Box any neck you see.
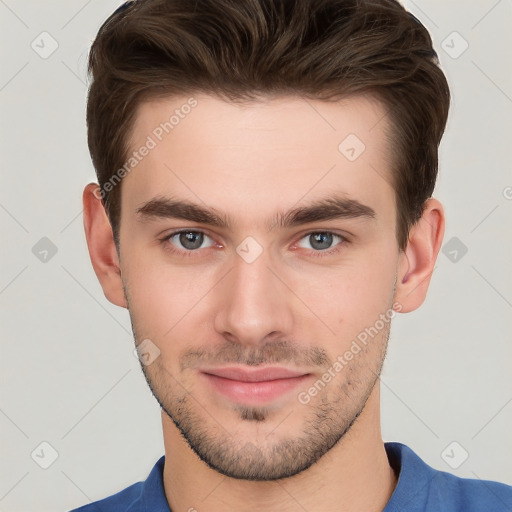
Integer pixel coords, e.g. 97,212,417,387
161,385,397,512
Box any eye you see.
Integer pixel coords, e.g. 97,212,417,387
162,230,216,253
159,229,347,258
296,231,347,254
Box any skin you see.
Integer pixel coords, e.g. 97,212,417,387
83,92,444,512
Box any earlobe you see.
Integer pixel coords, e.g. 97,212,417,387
394,198,445,313
83,183,127,308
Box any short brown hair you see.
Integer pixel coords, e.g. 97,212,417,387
86,0,450,251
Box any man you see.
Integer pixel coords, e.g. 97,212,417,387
72,0,512,510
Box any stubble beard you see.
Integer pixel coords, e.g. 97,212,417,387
134,328,390,481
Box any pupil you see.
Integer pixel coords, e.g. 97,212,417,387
180,232,203,250
311,232,332,250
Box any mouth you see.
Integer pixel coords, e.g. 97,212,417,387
200,366,312,405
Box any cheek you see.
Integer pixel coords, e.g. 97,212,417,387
122,251,217,336
292,256,396,338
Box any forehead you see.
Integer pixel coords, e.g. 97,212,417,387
122,92,395,230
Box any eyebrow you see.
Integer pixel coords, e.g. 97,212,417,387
135,194,376,230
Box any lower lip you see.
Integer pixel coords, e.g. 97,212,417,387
202,373,311,405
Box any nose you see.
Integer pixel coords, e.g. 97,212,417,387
213,247,294,347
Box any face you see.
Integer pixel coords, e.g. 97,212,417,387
118,93,403,480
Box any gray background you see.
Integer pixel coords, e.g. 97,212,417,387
0,1,511,511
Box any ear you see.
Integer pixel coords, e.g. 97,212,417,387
83,183,127,308
394,198,445,313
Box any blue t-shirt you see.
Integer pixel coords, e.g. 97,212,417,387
70,442,512,511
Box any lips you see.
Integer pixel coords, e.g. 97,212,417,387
200,366,311,405
203,366,308,382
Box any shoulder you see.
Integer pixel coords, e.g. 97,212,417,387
69,482,143,511
385,442,512,512
68,455,168,512
429,466,512,511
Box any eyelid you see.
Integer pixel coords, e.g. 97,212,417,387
293,228,351,243
294,231,347,248
161,228,218,247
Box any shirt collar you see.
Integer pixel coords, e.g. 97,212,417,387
138,455,170,512
383,442,437,512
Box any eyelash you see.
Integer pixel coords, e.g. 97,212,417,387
158,229,348,259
